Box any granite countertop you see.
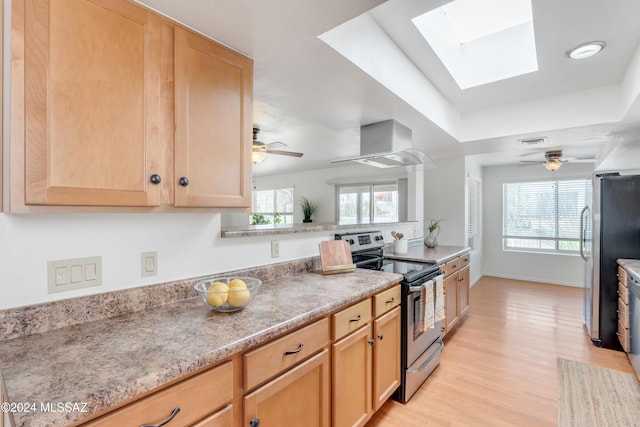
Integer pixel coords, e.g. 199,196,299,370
0,269,402,427
618,259,640,282
384,242,471,265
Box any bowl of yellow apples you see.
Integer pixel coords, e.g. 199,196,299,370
195,277,261,312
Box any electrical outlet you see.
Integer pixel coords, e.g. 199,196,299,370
48,256,102,294
141,252,158,277
271,240,280,258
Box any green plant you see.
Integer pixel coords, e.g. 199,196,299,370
251,213,270,225
427,218,444,234
300,197,317,219
273,212,283,224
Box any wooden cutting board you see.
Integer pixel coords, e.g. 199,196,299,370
319,240,356,275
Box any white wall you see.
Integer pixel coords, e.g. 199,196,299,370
423,156,466,246
423,155,483,285
482,163,594,287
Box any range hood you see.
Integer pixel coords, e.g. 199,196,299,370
331,120,429,168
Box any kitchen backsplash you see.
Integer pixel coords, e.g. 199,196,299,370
0,257,320,342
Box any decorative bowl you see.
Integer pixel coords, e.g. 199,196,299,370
194,276,261,312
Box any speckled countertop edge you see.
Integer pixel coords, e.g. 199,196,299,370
384,244,471,265
618,259,640,281
0,269,402,427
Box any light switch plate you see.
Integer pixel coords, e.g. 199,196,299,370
48,256,102,294
141,251,157,277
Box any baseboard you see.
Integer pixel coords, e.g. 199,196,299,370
478,272,583,288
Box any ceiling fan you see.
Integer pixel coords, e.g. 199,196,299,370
519,150,597,171
252,127,303,164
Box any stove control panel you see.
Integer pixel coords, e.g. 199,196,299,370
334,231,384,252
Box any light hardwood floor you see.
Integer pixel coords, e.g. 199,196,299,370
367,276,634,426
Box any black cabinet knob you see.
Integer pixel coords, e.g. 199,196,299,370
250,418,260,427
178,177,190,187
149,174,161,184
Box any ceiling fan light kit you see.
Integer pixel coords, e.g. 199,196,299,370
544,158,563,171
252,127,303,164
519,149,597,171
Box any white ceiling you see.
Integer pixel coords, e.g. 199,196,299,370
136,0,640,176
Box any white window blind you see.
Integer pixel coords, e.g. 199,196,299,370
467,175,480,237
503,179,588,254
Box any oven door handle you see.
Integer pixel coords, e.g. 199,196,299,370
407,338,444,373
408,278,434,294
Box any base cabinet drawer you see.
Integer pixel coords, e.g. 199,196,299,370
83,361,233,426
244,318,330,391
333,299,372,341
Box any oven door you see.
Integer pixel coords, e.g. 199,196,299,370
406,276,443,365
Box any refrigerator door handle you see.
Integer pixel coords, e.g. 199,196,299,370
580,206,589,261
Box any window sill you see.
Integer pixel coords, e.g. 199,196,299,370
220,221,419,238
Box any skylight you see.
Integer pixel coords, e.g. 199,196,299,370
413,0,538,89
442,0,533,44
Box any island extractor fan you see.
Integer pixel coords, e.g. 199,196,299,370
252,127,303,164
519,150,596,171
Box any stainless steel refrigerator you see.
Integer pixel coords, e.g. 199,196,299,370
582,173,640,349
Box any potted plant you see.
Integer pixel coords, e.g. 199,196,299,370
424,218,444,248
300,197,317,223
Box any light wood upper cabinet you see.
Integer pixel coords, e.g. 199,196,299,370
11,0,252,210
21,0,171,206
174,27,252,208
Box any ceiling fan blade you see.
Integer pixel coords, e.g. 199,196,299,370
265,141,287,149
266,149,304,157
519,161,545,164
568,158,598,163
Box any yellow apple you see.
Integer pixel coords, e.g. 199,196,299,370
206,282,229,307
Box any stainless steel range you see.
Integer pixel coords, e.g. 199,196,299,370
334,231,444,403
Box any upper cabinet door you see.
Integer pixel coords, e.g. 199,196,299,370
23,0,170,206
174,27,253,208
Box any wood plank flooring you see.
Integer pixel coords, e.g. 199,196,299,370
366,276,634,427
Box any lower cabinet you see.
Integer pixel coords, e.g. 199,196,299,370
332,325,372,427
244,350,330,427
441,253,471,336
243,317,331,427
372,306,401,411
332,285,401,427
617,266,630,352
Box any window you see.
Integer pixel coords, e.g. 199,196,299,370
337,183,399,224
503,179,589,254
252,188,294,225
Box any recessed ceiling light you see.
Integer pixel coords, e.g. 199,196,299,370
566,41,606,60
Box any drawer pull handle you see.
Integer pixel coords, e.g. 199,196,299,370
385,297,395,304
616,332,623,336
250,418,260,427
452,265,457,269
617,309,623,314
349,314,362,322
284,343,304,356
140,407,180,427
